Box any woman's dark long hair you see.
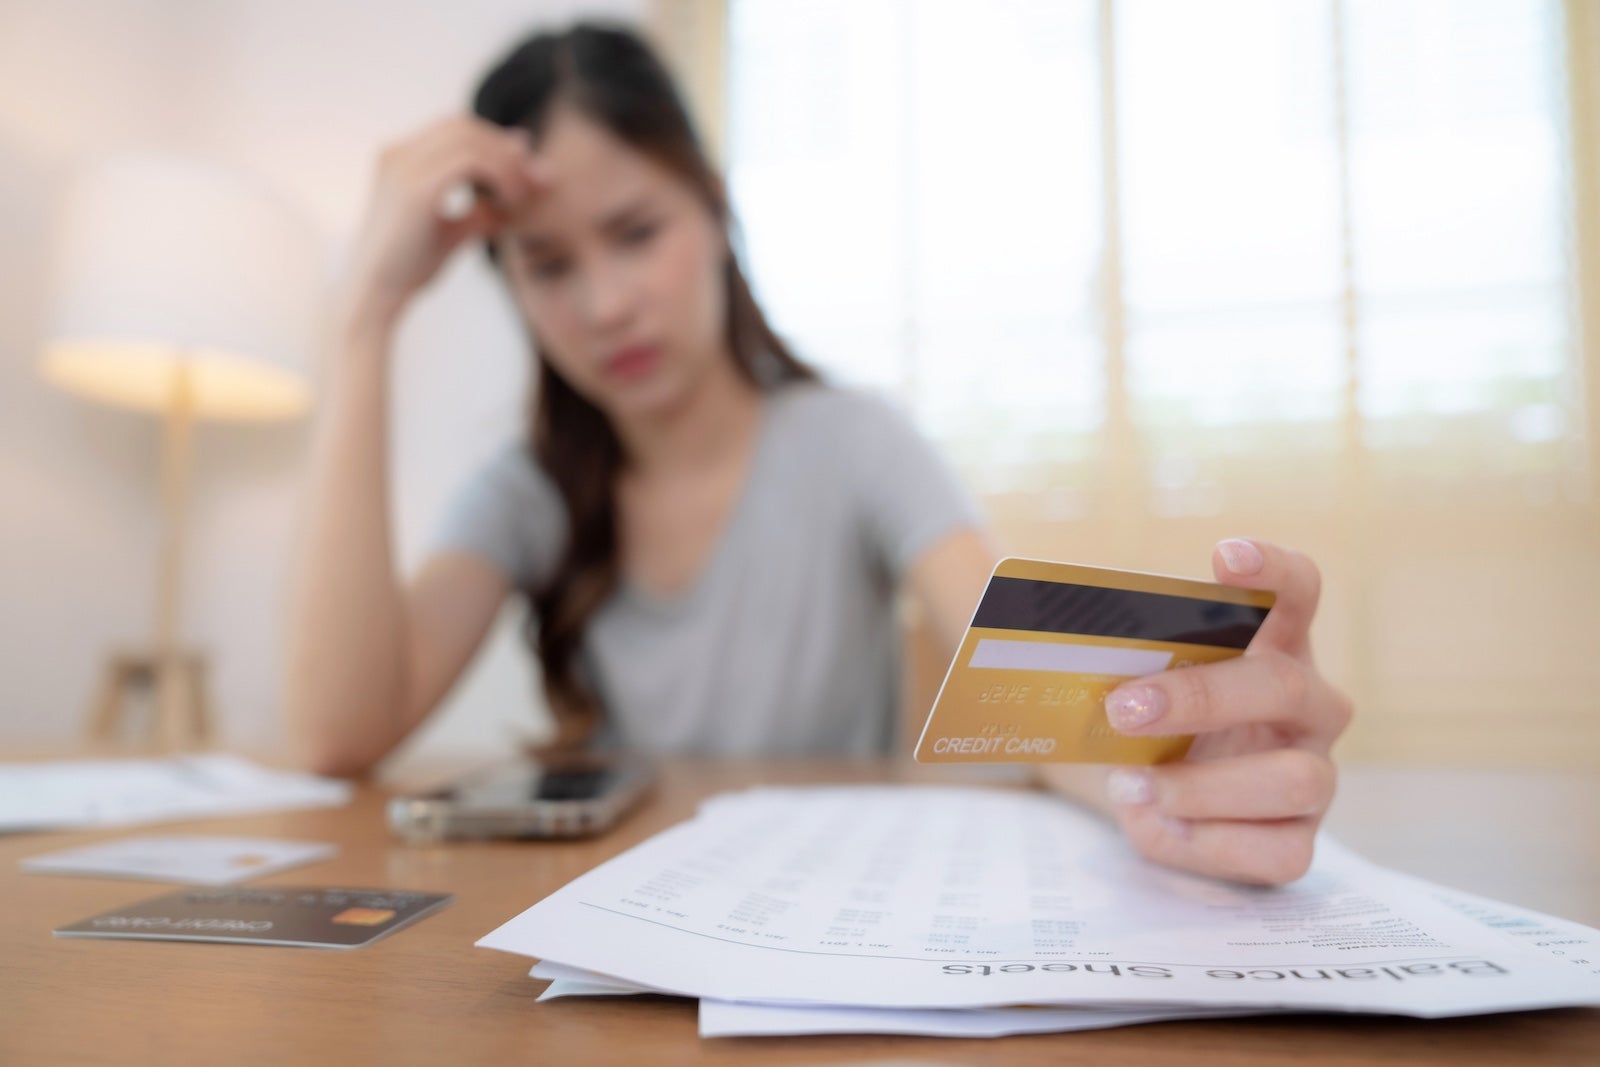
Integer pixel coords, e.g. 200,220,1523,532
472,22,816,749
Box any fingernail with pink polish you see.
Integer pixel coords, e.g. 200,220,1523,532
1217,538,1264,575
1106,768,1155,806
1105,686,1165,730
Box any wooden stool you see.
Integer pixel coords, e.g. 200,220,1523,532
86,649,213,749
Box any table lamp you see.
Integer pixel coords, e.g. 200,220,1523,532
40,155,322,749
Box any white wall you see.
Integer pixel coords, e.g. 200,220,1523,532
0,0,643,775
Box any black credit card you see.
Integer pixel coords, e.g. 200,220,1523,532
54,886,452,948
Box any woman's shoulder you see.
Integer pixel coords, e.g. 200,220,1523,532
432,439,567,586
762,380,955,498
445,438,568,539
768,379,920,440
465,439,562,503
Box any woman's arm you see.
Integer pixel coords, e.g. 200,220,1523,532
904,527,1001,655
900,526,1001,747
281,310,510,775
282,116,546,775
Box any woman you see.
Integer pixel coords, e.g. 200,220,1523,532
285,23,1350,886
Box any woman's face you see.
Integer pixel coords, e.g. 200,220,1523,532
497,106,730,423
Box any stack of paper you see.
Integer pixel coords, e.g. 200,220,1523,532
477,785,1600,1038
0,755,351,833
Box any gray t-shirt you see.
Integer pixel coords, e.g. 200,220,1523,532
430,382,981,757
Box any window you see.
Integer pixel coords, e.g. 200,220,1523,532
723,0,1588,516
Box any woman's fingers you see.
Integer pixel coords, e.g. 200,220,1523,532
1073,539,1350,887
1106,646,1343,741
1102,539,1344,743
1105,748,1337,822
1114,806,1321,887
1210,538,1321,654
410,120,550,224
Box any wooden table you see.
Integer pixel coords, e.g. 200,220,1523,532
2,758,1597,1065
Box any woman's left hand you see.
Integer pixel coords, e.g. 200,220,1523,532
1086,538,1352,886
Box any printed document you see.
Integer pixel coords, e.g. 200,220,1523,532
0,755,351,832
479,785,1600,1020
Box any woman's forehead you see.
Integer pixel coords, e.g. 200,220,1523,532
506,108,686,235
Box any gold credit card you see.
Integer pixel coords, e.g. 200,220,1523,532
914,558,1275,765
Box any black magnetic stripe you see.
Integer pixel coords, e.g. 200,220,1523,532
972,576,1269,649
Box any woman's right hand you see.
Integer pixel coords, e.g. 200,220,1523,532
340,115,549,332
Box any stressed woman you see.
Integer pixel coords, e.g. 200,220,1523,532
284,23,1351,886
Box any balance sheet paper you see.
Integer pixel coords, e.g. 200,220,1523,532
476,786,1600,1019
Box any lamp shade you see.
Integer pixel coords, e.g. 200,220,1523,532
41,155,323,421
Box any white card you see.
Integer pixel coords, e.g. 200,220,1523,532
21,835,338,885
